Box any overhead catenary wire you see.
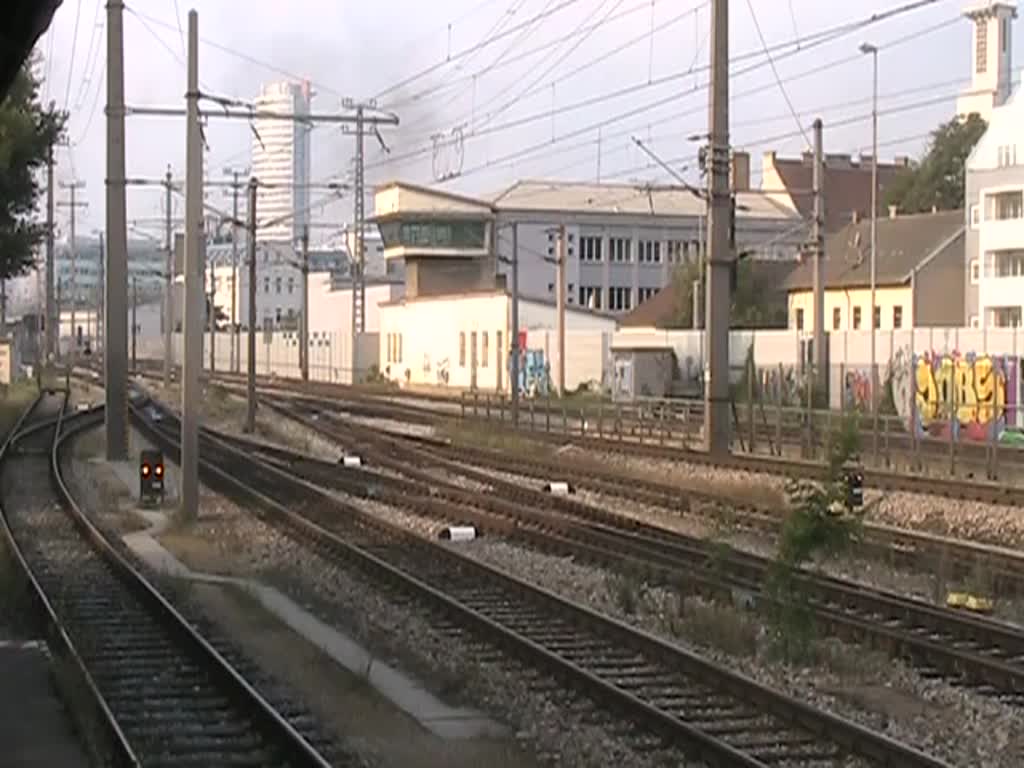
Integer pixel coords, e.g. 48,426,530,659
62,0,84,111
744,0,812,149
346,1,955,185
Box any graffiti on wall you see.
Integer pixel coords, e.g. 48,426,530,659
890,351,1021,442
844,370,872,410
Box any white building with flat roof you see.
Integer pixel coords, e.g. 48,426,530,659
251,80,312,243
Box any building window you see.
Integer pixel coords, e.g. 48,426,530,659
970,258,980,283
1002,17,1008,52
459,332,466,367
638,240,661,264
853,306,862,329
795,308,804,331
971,204,981,227
481,332,489,368
987,190,1023,220
287,277,295,294
873,306,881,330
977,21,987,73
578,285,601,309
275,307,282,324
579,236,603,262
496,331,503,369
547,282,554,293
470,332,477,367
832,307,841,330
607,286,633,311
396,334,402,363
990,307,1023,327
969,314,980,328
666,240,685,263
275,277,283,294
386,333,392,363
893,305,903,329
986,249,1024,277
609,237,632,263
998,145,1018,168
264,277,270,294
638,287,658,304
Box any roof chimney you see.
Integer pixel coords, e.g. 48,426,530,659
730,150,751,193
888,205,899,219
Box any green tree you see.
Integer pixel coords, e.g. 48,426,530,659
0,57,67,323
883,115,986,214
672,259,789,329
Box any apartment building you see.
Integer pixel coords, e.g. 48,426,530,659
962,2,1021,327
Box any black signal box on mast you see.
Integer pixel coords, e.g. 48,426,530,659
139,449,165,506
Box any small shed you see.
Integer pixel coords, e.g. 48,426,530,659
610,344,677,401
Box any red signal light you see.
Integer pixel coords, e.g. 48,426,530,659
141,463,151,478
154,464,164,478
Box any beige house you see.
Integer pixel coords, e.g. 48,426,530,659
784,209,966,332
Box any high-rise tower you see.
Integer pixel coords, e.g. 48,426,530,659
251,80,313,243
957,1,1017,122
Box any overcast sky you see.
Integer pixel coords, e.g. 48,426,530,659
36,0,1021,244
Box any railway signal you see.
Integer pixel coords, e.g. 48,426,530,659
140,449,166,507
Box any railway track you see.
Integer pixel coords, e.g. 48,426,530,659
130,395,950,768
234,396,1024,705
109,364,1024,505
0,391,340,767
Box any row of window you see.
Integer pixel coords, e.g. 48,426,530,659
457,330,504,368
972,190,1023,226
563,235,702,264
570,285,659,311
795,305,905,331
969,251,1024,282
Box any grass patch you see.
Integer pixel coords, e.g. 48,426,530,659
0,379,39,437
675,595,759,657
439,420,555,458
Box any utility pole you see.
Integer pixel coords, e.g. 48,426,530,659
97,232,105,357
704,0,732,456
351,104,366,385
556,223,566,396
510,223,520,425
131,276,137,371
246,177,258,433
812,119,825,394
57,180,87,366
208,255,216,372
180,9,202,522
300,224,310,381
106,0,130,461
163,167,173,387
226,168,244,373
45,140,55,361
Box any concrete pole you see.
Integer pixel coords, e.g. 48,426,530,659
510,222,520,425
208,256,216,373
556,223,566,396
105,0,129,461
812,119,825,396
45,141,55,361
246,177,258,433
131,276,137,371
300,225,310,381
230,171,240,373
163,167,173,386
97,233,104,356
58,181,87,365
692,279,701,329
704,0,732,456
869,48,879,456
351,105,365,384
180,9,203,521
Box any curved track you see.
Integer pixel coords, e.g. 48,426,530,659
0,392,338,767
133,394,950,768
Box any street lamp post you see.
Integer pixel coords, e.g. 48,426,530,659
861,42,879,460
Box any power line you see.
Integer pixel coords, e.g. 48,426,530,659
72,0,104,110
744,0,812,148
359,0,953,183
62,0,85,111
171,0,186,59
73,56,106,146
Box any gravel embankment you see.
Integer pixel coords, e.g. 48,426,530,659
584,447,1024,550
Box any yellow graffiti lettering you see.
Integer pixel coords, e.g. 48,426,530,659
914,354,1006,429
